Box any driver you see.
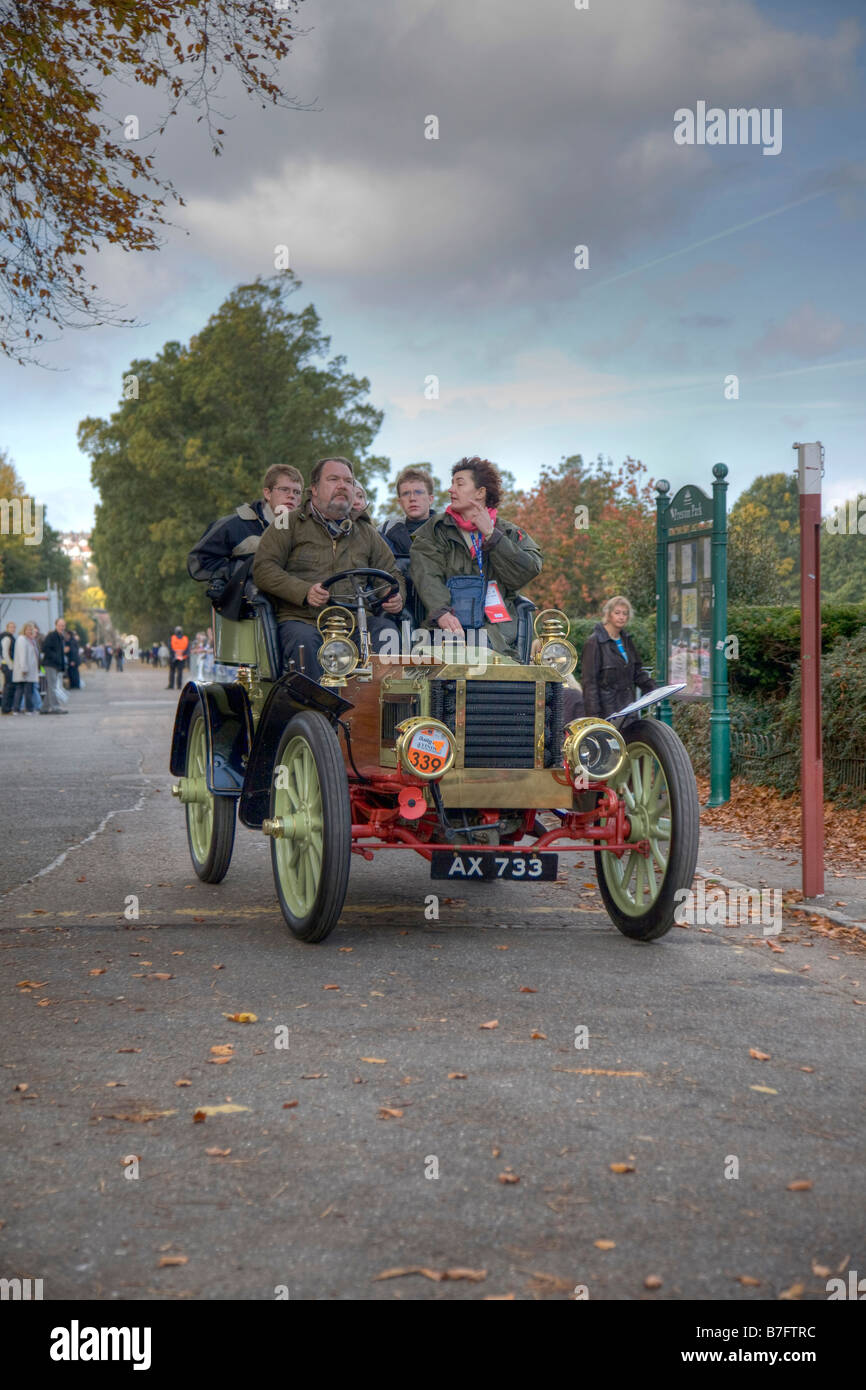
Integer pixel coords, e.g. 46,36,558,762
252,456,405,682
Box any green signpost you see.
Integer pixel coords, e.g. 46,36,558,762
655,464,730,806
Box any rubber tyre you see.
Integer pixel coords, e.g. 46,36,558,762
269,710,351,942
594,717,699,941
185,704,236,883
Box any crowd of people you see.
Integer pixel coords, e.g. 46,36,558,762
1,616,85,715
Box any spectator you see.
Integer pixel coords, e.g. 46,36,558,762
115,644,124,671
157,641,169,668
104,643,113,671
168,627,189,689
188,464,305,616
12,622,40,713
1,621,16,715
40,617,69,714
580,596,656,721
65,630,81,689
82,643,93,668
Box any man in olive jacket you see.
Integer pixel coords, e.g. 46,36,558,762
252,457,405,681
409,457,542,656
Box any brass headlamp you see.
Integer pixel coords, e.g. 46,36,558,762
532,609,578,677
563,718,628,784
316,606,358,686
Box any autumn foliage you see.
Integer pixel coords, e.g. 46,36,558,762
509,454,657,618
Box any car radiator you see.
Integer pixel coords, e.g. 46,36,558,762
430,678,563,769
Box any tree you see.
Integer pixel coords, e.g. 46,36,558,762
0,447,71,597
0,0,306,361
80,275,390,635
728,473,800,602
511,453,657,618
820,497,866,604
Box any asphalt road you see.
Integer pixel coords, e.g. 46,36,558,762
1,664,863,1301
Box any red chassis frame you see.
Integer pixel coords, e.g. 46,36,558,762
347,769,650,863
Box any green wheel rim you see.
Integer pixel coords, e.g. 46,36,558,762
186,714,214,863
273,736,324,918
602,740,673,917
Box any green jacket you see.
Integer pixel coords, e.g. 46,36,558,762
409,512,542,653
252,499,406,624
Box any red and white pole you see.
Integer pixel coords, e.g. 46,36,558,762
794,442,824,900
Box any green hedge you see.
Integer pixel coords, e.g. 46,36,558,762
727,602,866,697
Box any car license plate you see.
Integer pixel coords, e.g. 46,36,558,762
430,850,558,881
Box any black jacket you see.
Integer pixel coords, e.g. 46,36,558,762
581,622,655,719
188,500,275,585
42,629,67,670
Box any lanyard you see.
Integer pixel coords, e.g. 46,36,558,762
469,531,484,577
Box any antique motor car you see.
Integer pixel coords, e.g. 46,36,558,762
169,569,699,943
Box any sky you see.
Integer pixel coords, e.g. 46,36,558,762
1,0,864,530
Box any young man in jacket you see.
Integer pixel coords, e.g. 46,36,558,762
187,465,304,614
580,596,656,721
409,457,541,657
41,617,69,714
379,466,437,626
252,457,405,682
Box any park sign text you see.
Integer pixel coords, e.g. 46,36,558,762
668,485,712,528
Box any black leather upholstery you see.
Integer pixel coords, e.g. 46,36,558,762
513,594,536,664
245,581,283,680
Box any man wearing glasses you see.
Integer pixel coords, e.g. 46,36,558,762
379,466,438,625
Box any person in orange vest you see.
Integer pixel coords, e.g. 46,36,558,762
167,627,189,690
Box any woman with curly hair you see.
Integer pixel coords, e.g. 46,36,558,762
409,456,542,656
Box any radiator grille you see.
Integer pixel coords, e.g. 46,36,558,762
381,695,420,743
430,679,563,768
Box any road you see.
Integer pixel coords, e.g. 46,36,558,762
1,664,863,1300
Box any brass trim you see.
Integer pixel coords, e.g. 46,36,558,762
534,679,546,768
439,766,570,809
454,679,466,767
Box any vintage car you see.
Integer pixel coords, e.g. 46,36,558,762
169,569,699,943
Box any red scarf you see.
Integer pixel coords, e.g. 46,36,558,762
445,504,498,530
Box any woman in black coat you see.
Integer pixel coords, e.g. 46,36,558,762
581,596,655,720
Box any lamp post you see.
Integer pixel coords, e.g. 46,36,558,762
793,442,824,901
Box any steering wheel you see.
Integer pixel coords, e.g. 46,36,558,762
322,568,400,618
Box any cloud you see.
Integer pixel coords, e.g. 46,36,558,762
749,301,864,363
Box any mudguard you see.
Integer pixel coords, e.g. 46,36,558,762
169,681,253,795
239,671,353,829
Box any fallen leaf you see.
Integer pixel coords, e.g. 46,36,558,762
175,1079,191,1087
800,1066,814,1072
498,1173,520,1184
360,1057,387,1064
76,875,86,882
448,1072,467,1080
322,985,340,991
171,950,184,956
479,1020,499,1030
106,1109,176,1122
483,1293,517,1300
105,1081,126,1088
519,986,537,993
555,1067,647,1078
812,1262,830,1278
120,1154,139,1166
205,1147,231,1157
594,1240,616,1251
609,1163,635,1174
737,1275,761,1287
88,968,107,976
212,964,224,970
210,1044,234,1056
749,1085,778,1095
223,1012,256,1022
495,945,509,950
378,1107,404,1119
193,1104,250,1120
282,1100,299,1109
13,1083,28,1092
301,1073,325,1079
149,973,173,981
373,1267,486,1282
158,1255,188,1267
338,947,353,952
786,1179,813,1192
644,1274,663,1289
116,1048,141,1053
749,1048,771,1061
16,980,47,988
779,1282,804,1300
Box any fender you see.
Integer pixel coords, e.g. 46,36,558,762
240,671,353,829
169,681,253,795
